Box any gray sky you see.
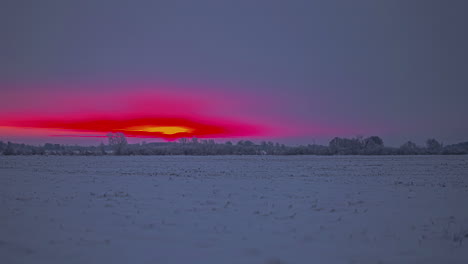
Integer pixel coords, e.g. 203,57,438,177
1,0,467,146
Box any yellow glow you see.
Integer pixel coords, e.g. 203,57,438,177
125,126,193,135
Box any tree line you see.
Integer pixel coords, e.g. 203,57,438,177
1,133,467,156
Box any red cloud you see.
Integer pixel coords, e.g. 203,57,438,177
3,116,263,140
0,81,360,142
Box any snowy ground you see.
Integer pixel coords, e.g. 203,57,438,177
1,155,468,264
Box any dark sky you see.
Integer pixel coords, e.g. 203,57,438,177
1,0,467,145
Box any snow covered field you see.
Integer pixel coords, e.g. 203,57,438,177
1,155,468,264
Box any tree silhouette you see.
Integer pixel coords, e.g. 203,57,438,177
107,132,128,155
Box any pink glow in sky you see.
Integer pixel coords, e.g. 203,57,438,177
0,81,362,143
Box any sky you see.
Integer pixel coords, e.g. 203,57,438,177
1,0,467,146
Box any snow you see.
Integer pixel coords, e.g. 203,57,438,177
1,155,468,264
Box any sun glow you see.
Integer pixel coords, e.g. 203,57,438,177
0,84,270,140
124,125,194,135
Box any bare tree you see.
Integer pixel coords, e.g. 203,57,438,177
426,138,443,154
362,136,384,154
399,141,420,155
107,132,128,155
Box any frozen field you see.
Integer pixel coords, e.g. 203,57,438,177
1,155,468,264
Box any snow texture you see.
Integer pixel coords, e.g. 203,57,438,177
1,156,468,264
